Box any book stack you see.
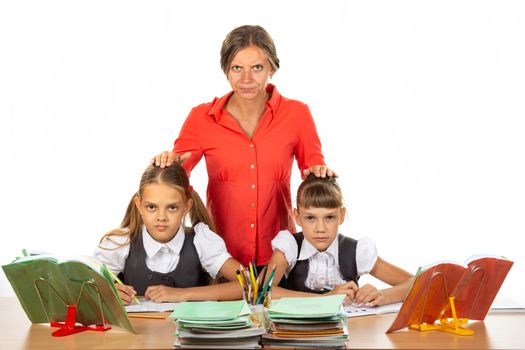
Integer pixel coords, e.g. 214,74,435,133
262,294,348,349
170,300,265,349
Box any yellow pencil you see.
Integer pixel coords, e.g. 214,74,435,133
108,269,141,305
249,262,257,289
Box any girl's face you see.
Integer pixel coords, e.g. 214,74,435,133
227,45,274,102
294,206,346,252
134,182,192,243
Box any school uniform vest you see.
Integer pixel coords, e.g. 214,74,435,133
282,232,359,294
120,230,209,295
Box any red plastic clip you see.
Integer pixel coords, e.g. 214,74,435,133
50,304,111,337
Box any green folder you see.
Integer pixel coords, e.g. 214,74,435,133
269,294,346,318
170,300,250,321
2,254,135,333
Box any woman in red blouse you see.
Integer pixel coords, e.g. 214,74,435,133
152,25,335,267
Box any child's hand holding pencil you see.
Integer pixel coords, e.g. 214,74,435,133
114,283,140,305
107,269,141,305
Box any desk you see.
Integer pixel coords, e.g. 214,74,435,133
2,297,524,350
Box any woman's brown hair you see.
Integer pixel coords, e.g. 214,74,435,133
220,25,280,75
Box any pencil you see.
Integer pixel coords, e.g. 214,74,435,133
235,270,246,291
108,269,141,304
249,262,257,289
251,258,259,279
255,265,276,304
258,264,268,286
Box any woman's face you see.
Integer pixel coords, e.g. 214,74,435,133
227,45,274,102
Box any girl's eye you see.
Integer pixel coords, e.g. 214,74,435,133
253,64,263,71
231,65,241,72
305,216,315,221
146,205,156,211
168,206,179,212
326,216,335,221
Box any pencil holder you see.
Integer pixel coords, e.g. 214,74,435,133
249,303,268,330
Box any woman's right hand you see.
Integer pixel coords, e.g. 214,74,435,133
114,283,138,305
151,151,191,168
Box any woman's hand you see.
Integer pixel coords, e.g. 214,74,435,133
150,151,191,168
327,280,358,305
114,283,138,305
144,285,190,303
354,284,387,307
303,165,338,178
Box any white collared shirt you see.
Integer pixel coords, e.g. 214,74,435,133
94,222,231,279
271,230,378,291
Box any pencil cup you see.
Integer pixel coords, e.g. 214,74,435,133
249,304,268,330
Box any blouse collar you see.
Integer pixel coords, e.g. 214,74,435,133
208,83,280,123
298,234,340,263
141,225,185,258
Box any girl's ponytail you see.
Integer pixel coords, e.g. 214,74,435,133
99,194,143,247
188,190,216,232
120,193,143,241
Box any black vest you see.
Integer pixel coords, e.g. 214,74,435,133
282,232,359,294
120,229,209,295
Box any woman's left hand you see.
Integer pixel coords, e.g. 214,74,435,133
303,165,338,178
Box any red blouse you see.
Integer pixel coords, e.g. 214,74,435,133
174,84,325,266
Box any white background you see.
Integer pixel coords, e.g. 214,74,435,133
1,1,524,307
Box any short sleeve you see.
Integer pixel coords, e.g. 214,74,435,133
193,223,231,279
356,237,378,275
93,233,130,275
174,108,204,175
293,103,325,173
271,230,298,273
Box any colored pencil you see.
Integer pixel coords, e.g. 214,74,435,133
255,265,276,304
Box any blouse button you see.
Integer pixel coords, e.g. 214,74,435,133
147,274,152,280
250,202,256,208
250,223,255,228
250,164,255,169
249,144,254,148
250,184,256,190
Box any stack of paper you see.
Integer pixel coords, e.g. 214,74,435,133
169,300,264,349
344,302,402,318
262,294,348,349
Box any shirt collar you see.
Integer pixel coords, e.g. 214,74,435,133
298,234,340,262
141,225,185,258
208,83,280,123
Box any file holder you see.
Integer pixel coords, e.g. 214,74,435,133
387,256,512,335
408,270,474,336
34,277,111,337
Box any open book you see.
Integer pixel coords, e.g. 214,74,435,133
2,251,135,334
344,302,402,318
387,255,513,333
